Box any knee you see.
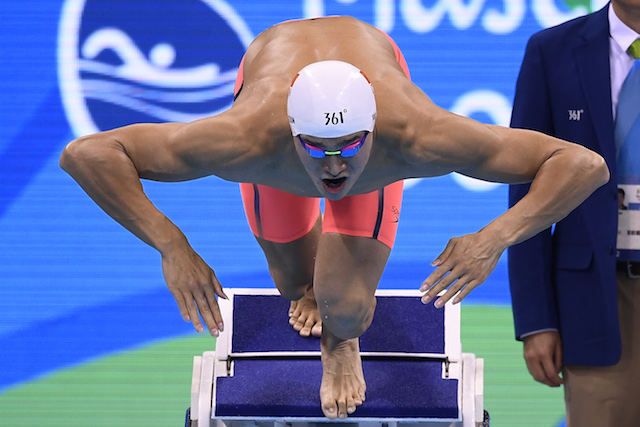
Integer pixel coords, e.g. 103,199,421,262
316,288,376,340
269,268,308,301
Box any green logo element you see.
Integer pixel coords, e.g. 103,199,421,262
562,0,594,13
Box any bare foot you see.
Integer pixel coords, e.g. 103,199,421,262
288,287,322,337
319,331,366,419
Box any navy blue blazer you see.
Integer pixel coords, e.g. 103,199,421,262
508,4,621,366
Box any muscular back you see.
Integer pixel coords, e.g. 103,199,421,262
240,17,406,89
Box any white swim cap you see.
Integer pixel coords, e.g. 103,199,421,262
287,60,377,138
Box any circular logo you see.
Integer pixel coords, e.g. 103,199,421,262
58,0,253,137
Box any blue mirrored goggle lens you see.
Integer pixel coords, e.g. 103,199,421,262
299,133,367,158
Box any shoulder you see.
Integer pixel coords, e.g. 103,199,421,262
374,82,467,176
527,6,608,50
374,75,429,144
168,103,291,181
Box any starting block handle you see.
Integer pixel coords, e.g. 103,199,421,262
461,353,488,427
226,351,448,359
190,352,216,427
475,358,485,425
191,356,202,421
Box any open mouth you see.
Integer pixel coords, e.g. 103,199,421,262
322,177,347,193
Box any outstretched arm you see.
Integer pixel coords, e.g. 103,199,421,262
59,118,248,335
414,112,609,306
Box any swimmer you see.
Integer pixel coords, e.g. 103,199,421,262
60,16,609,420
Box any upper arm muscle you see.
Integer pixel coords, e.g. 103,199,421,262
109,117,249,182
412,109,557,185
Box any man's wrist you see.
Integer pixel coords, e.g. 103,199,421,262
520,328,559,340
148,217,188,256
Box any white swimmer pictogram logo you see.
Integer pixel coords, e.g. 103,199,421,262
58,0,254,137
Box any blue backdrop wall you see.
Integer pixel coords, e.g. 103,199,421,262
0,0,604,391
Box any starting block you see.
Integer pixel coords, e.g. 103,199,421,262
187,289,488,427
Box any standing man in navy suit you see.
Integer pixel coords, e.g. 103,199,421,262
509,1,640,425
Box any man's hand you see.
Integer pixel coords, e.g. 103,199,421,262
522,331,564,387
161,246,228,336
420,231,504,307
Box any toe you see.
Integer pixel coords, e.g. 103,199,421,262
321,402,338,420
337,398,348,419
288,301,297,317
311,322,322,338
347,396,356,414
300,317,317,337
293,313,307,332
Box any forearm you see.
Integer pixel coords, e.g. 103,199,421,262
60,134,188,254
484,142,609,248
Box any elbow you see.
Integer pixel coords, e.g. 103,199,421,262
574,149,609,190
60,134,116,176
59,136,86,174
60,136,88,175
589,151,610,189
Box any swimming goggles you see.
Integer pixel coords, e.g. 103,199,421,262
298,132,367,159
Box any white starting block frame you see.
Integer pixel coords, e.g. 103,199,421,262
188,289,487,427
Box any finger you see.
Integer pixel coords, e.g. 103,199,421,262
420,271,440,293
184,293,205,333
194,294,216,335
524,357,550,387
438,271,471,303
203,282,223,327
527,357,558,387
201,285,224,336
195,297,219,337
420,266,451,293
452,279,482,304
210,270,228,300
554,341,564,376
541,357,563,387
431,239,457,267
421,270,459,304
433,274,471,307
549,343,564,386
169,288,191,322
528,364,547,386
421,242,458,293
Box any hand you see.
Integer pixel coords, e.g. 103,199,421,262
420,231,504,307
522,331,564,387
161,245,228,336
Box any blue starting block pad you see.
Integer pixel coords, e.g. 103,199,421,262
188,289,487,427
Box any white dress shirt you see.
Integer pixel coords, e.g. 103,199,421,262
609,4,640,120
